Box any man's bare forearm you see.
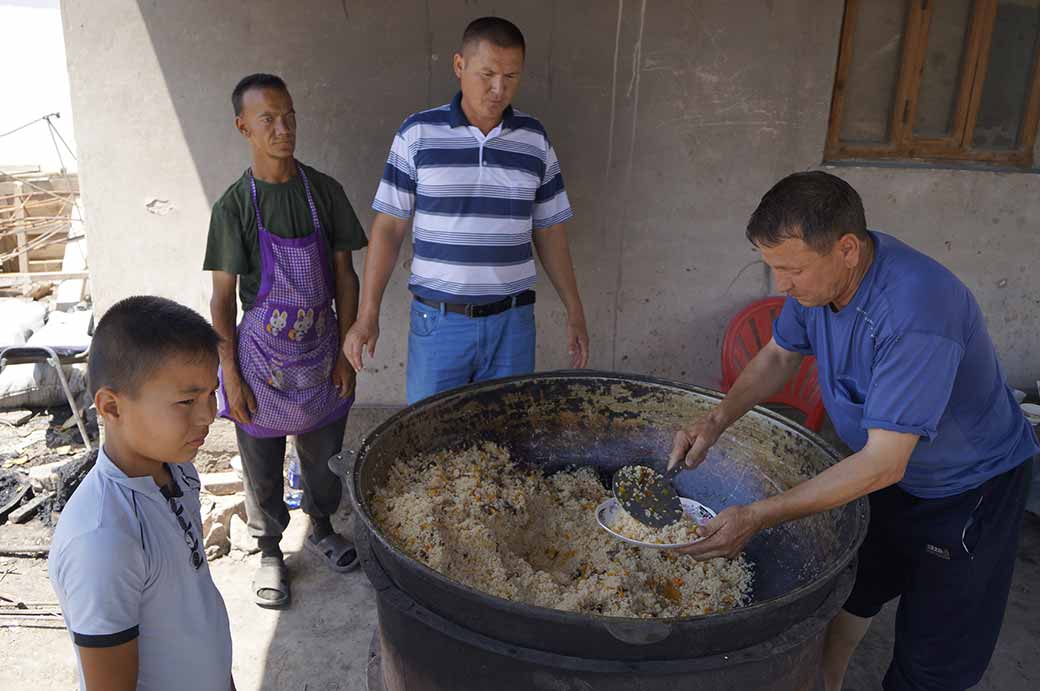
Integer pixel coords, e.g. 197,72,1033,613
713,340,803,427
532,225,584,318
753,429,917,530
211,300,238,364
333,252,360,342
209,275,240,376
358,213,409,322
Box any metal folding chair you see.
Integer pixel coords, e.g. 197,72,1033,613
0,316,93,449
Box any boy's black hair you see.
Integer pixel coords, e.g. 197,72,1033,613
89,296,220,398
462,17,526,55
232,73,289,117
746,171,869,254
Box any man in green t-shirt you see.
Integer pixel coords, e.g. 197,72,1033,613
204,73,367,609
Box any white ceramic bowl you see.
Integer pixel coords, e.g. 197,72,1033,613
596,497,717,549
1022,402,1040,426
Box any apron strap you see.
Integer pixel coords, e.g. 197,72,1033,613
248,162,324,240
247,169,267,234
296,164,325,241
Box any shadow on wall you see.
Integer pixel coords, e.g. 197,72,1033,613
132,1,432,206
130,4,606,689
129,5,427,687
132,0,811,394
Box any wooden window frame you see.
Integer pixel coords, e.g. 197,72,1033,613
825,0,1040,169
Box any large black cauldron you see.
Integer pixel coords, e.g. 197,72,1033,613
333,371,867,690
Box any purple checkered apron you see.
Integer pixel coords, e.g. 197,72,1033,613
218,163,353,437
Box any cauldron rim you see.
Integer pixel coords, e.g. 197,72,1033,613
347,369,869,628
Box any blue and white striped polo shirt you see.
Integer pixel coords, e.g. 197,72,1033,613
373,92,574,304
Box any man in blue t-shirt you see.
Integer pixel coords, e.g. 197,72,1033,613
669,172,1038,691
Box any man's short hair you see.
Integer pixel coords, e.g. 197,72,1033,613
231,73,288,117
89,296,220,398
746,171,869,254
462,16,525,55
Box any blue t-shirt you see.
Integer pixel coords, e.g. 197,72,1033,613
773,231,1039,498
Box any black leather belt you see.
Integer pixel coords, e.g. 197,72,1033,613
415,290,536,318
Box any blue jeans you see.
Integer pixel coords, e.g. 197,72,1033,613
406,298,536,404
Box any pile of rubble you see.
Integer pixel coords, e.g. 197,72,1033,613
0,448,97,528
1,447,259,562
198,463,258,559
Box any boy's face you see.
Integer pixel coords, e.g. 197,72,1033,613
104,354,219,465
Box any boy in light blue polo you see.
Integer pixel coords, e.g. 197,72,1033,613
49,296,234,691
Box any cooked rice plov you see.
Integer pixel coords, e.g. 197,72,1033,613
370,443,753,618
607,504,704,545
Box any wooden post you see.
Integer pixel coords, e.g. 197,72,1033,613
13,182,29,274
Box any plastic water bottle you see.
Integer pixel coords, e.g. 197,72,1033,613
285,441,303,509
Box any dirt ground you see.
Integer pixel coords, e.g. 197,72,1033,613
0,407,98,469
0,410,385,691
0,407,1037,690
0,508,378,691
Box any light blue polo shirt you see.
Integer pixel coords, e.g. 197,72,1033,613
774,231,1039,498
49,448,233,690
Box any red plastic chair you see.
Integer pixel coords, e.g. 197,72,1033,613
721,297,826,432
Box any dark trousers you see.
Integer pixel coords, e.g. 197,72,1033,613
844,459,1032,691
235,414,348,541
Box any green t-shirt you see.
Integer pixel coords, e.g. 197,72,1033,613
203,163,368,310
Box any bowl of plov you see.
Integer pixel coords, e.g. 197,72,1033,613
597,497,716,549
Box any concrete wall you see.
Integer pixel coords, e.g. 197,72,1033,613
61,0,1039,403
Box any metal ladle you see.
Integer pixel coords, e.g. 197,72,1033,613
611,463,684,528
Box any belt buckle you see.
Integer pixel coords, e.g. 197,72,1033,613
464,303,476,318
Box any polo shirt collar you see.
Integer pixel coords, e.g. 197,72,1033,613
96,446,165,498
449,91,518,130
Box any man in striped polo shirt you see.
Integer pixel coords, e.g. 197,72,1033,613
344,16,589,403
